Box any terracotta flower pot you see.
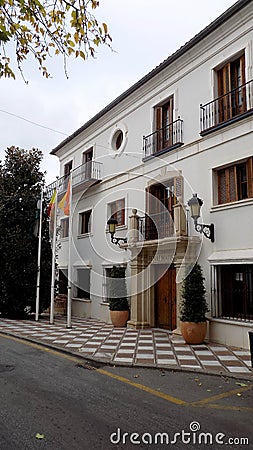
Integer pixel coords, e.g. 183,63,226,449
110,310,129,327
180,321,207,345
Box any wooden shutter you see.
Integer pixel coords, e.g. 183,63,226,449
156,107,162,129
228,166,237,202
167,96,174,127
218,169,226,204
156,107,163,152
111,201,116,218
173,176,184,203
218,165,237,204
119,199,125,226
238,54,246,113
218,61,231,122
217,54,246,122
246,157,253,198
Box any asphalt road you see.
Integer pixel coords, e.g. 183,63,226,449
0,334,252,449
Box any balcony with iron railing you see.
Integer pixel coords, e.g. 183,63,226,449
138,212,175,240
46,160,102,198
143,118,183,159
200,79,253,134
135,205,188,242
125,204,188,248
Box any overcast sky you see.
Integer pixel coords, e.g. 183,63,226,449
0,0,237,184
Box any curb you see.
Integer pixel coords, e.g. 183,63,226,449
1,330,253,382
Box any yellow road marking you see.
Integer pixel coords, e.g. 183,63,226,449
96,368,187,405
1,333,186,405
199,403,253,412
1,332,253,412
0,332,80,363
190,386,252,406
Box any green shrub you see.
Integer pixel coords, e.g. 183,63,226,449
180,263,208,322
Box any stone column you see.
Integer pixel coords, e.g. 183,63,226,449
172,261,185,335
128,209,140,244
173,201,187,237
127,250,150,329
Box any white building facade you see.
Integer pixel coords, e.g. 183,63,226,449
50,0,253,349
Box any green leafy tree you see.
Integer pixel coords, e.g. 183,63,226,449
180,263,208,323
108,266,129,311
0,0,112,80
0,146,51,318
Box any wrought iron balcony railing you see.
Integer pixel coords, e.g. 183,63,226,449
143,118,183,159
46,160,102,198
138,211,175,241
200,79,253,133
72,160,102,187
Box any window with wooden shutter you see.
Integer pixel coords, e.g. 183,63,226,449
63,161,72,190
217,157,253,204
79,209,92,234
64,161,72,178
82,147,93,179
61,218,69,238
217,53,246,123
247,157,253,198
109,199,125,226
145,176,183,239
155,96,173,152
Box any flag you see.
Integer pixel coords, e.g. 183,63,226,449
47,189,56,217
58,180,70,216
47,189,56,240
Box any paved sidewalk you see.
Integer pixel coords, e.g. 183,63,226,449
0,316,252,378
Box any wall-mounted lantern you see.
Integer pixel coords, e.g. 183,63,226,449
107,217,127,246
188,193,214,242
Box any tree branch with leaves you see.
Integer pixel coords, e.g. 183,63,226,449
0,0,112,80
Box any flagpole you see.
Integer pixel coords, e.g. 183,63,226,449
50,183,58,325
35,188,43,321
67,171,73,328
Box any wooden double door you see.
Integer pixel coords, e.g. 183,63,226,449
155,265,176,330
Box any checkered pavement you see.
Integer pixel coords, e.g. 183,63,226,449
0,317,252,377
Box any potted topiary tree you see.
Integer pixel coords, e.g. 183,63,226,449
108,266,129,327
179,263,209,344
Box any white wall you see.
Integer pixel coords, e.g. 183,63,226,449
54,3,253,347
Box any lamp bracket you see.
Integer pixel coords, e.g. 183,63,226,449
110,235,127,246
194,221,214,243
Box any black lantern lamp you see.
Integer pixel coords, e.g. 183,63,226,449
107,216,127,246
188,193,214,243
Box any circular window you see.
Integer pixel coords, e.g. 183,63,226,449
112,130,124,151
109,124,128,156
115,131,123,149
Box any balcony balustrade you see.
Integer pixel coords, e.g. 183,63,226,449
143,118,183,159
200,79,253,133
46,160,102,198
138,211,175,241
